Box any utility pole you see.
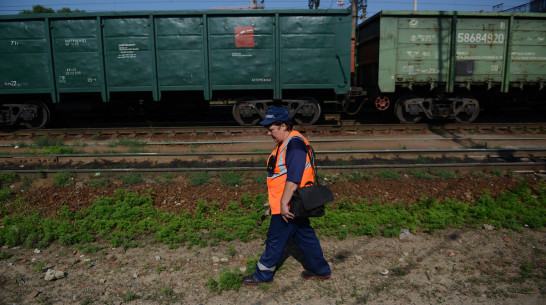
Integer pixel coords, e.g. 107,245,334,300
250,0,265,9
309,0,320,9
413,0,417,11
351,0,367,38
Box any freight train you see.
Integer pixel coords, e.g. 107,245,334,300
0,9,544,128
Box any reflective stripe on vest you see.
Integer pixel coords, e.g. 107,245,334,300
268,133,312,179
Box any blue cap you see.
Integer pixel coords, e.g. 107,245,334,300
259,106,291,126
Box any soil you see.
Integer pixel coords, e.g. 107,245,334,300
1,174,545,304
11,174,542,216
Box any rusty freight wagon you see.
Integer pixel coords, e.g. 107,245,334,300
0,9,352,128
354,10,546,123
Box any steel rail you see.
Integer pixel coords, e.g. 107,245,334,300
1,148,546,158
1,136,545,147
1,122,545,139
1,149,546,170
2,162,545,180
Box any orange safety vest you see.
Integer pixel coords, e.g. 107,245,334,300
266,130,315,215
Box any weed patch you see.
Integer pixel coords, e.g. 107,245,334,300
520,262,534,278
346,171,372,182
408,169,434,179
0,251,10,259
189,172,209,186
376,170,402,180
206,268,242,293
431,169,459,179
84,178,110,188
122,290,139,302
219,170,242,187
40,146,82,154
0,182,544,252
34,136,63,148
154,174,175,185
0,188,12,201
0,172,18,186
121,173,143,185
108,138,144,148
53,172,75,186
0,196,28,218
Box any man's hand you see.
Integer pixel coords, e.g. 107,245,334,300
280,203,294,222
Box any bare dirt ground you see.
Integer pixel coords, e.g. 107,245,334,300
1,174,545,304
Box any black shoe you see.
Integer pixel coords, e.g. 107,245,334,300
242,274,272,286
301,270,331,280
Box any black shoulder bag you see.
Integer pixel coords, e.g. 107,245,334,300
289,145,334,218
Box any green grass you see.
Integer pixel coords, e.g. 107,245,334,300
376,170,402,180
84,178,110,188
121,173,144,185
161,287,176,301
253,175,267,185
492,168,504,177
0,251,10,260
107,138,145,148
35,261,45,272
76,243,106,254
414,155,428,164
2,146,83,155
0,180,544,257
34,136,64,148
245,256,260,275
0,190,269,249
40,146,83,154
53,172,75,186
430,169,459,179
0,188,11,201
31,137,84,154
408,169,435,180
105,138,148,153
0,196,27,218
154,173,176,185
346,171,372,182
219,170,242,187
122,290,139,302
0,172,18,186
206,268,242,293
189,172,210,186
520,262,534,278
156,264,166,274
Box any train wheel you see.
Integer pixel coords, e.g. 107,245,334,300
232,98,260,125
394,95,422,124
454,96,480,123
23,101,50,129
293,97,321,125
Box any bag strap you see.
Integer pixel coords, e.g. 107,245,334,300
306,145,319,185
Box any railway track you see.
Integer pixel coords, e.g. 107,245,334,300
1,123,545,141
2,148,545,178
2,123,545,178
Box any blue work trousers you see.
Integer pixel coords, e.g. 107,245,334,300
254,215,331,282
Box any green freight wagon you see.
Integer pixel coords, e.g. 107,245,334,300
0,9,352,128
355,10,546,123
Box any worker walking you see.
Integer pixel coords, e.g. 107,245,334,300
242,106,331,285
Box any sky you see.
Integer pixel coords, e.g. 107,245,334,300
0,0,533,16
